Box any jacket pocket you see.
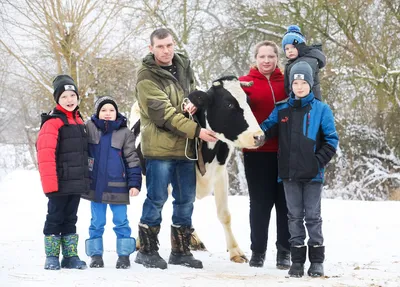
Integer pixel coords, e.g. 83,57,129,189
296,137,319,180
108,149,125,180
154,127,179,151
119,156,126,179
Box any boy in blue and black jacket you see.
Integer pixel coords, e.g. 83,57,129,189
260,61,338,278
82,96,142,269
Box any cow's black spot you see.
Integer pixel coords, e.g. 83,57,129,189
201,141,230,165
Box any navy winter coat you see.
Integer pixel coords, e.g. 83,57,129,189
82,114,142,204
260,92,338,182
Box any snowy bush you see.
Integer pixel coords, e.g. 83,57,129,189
324,125,400,200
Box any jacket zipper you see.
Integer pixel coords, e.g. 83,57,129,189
305,105,311,137
306,112,310,137
73,111,86,179
267,78,276,104
119,154,126,179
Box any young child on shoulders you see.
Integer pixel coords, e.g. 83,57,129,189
260,61,339,278
282,25,326,100
82,96,142,269
37,74,88,270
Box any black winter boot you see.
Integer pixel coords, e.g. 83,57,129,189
90,255,104,268
134,223,167,270
116,256,130,269
249,251,265,267
276,250,291,270
288,246,306,277
168,225,203,269
307,245,325,277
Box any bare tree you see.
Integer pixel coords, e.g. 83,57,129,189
0,0,151,168
0,0,148,116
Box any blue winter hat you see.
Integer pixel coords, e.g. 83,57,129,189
290,61,314,90
282,25,306,50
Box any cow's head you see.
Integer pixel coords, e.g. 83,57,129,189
189,76,264,149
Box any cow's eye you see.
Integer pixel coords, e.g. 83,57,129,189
227,103,234,109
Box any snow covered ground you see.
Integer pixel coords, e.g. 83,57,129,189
0,170,399,287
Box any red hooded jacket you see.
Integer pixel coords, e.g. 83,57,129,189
239,67,287,152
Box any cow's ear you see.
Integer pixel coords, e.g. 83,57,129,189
188,90,210,109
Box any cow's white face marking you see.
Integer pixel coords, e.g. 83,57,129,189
215,80,264,148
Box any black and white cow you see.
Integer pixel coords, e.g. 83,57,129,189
130,76,264,263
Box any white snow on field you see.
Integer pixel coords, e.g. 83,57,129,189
0,170,399,287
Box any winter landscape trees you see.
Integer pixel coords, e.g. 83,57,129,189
0,0,399,200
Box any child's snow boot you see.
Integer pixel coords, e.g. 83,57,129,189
288,245,306,277
116,237,136,269
307,245,325,277
60,234,87,269
44,235,61,270
85,238,104,268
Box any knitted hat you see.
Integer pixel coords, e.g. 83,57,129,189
94,96,118,118
52,75,79,103
289,61,314,89
282,25,306,50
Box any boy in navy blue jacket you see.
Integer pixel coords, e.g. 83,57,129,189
82,96,142,269
260,61,338,278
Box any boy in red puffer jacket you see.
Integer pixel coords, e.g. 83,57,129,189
37,74,89,270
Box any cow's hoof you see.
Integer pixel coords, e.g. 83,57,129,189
189,238,207,251
189,232,207,251
230,254,248,263
190,241,207,251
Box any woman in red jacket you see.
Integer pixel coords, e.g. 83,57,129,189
239,41,290,269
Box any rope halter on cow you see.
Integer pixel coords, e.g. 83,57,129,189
181,97,199,161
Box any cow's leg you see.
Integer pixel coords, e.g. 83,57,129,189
189,168,212,251
214,169,248,263
189,229,207,251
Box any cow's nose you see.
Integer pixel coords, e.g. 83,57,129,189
254,134,265,147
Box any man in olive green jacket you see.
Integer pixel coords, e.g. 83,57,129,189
134,28,217,270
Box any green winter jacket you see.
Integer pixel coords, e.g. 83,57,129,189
135,52,200,159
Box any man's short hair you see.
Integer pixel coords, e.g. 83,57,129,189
150,28,172,46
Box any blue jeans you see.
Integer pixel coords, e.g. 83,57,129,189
282,181,323,247
140,159,196,227
89,202,131,239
